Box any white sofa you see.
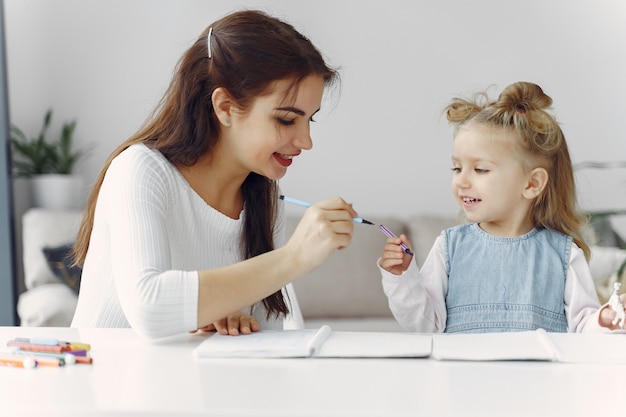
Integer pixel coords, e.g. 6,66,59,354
18,208,83,327
17,208,626,330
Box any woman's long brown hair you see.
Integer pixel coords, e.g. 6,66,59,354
73,10,338,318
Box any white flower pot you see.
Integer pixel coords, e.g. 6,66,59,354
31,174,84,210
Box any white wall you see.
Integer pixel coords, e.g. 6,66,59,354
4,0,626,220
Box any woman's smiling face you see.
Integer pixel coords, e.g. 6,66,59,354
226,75,325,180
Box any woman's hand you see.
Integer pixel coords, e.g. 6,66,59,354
380,235,414,275
285,197,357,274
194,311,260,336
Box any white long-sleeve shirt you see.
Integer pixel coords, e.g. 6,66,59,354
380,234,608,333
71,144,302,339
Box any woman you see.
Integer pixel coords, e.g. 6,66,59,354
71,10,359,339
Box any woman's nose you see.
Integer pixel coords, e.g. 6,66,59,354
293,128,313,150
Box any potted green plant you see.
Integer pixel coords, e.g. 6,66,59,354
10,109,87,210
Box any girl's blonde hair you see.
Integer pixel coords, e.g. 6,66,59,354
445,81,590,261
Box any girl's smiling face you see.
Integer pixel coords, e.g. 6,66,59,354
225,75,325,181
451,121,537,235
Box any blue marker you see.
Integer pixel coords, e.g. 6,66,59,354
279,195,374,225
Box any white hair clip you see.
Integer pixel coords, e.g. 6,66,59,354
207,27,213,59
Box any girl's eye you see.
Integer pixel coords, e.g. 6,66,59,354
475,168,489,174
277,118,295,126
451,167,461,173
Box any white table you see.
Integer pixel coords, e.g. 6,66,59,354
0,326,623,417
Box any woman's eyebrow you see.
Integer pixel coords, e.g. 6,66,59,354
275,106,320,116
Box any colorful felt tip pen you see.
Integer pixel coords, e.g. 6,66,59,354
12,338,91,351
0,353,37,369
7,341,69,353
379,224,414,256
279,195,374,225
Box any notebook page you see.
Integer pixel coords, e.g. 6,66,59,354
193,325,332,358
315,331,432,358
548,331,626,364
431,330,557,361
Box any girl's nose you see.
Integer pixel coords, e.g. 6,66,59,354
454,172,469,189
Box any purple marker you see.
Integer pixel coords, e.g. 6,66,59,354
379,224,414,256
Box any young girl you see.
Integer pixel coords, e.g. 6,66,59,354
379,81,625,333
71,10,360,339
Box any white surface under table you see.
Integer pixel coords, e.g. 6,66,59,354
0,326,623,417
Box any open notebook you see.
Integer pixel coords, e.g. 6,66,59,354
193,326,626,362
193,325,432,359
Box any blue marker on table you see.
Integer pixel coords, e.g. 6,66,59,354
279,195,374,225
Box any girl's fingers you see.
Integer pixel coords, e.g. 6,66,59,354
380,237,413,275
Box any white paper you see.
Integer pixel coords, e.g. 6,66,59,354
548,332,626,364
194,327,626,362
193,325,331,358
431,330,557,361
316,331,432,358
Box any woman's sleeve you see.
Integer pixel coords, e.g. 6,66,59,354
103,150,198,339
379,235,448,332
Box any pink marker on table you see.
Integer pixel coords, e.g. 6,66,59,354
379,224,413,256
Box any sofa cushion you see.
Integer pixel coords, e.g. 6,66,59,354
22,208,84,289
42,243,82,294
287,216,406,319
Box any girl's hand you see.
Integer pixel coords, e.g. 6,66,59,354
598,293,626,330
285,197,357,274
195,312,260,336
380,235,414,276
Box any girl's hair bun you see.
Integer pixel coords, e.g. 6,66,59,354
497,82,552,114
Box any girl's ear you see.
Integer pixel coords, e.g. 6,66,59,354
212,87,233,126
523,167,549,199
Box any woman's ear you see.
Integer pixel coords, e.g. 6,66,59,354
212,87,233,126
523,167,548,200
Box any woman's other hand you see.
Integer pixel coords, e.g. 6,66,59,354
285,197,357,274
194,311,260,336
